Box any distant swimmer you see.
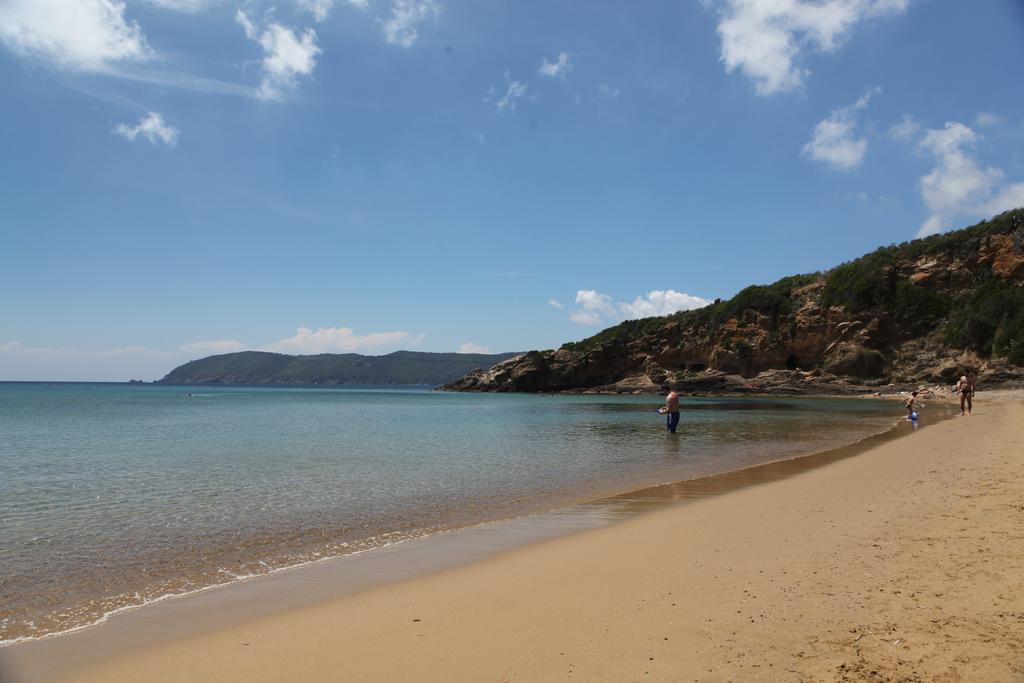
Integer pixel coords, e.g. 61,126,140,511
658,384,680,433
956,373,975,415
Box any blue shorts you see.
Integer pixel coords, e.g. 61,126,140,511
666,411,680,433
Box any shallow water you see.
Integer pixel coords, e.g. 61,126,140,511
0,383,902,643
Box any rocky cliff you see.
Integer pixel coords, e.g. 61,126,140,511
444,210,1024,394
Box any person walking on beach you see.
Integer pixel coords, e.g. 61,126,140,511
956,373,975,415
659,384,680,433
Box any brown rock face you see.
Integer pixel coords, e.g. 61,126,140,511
442,210,1024,394
980,233,1024,281
823,342,887,378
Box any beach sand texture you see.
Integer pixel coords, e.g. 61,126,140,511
8,395,1024,682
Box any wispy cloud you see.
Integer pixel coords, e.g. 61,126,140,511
297,0,369,22
458,342,491,354
538,52,573,79
382,0,439,47
888,113,920,141
263,326,425,354
569,289,712,326
802,86,879,170
237,10,321,101
916,121,1024,237
484,74,527,112
114,111,180,147
0,340,185,381
975,111,1003,128
597,83,620,98
547,298,565,309
179,340,247,354
620,290,714,318
143,0,221,11
711,0,910,95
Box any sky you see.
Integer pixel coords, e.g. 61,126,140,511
1,0,1023,381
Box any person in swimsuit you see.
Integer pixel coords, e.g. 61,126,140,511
956,373,975,415
659,384,680,433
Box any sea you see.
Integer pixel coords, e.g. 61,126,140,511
0,382,908,645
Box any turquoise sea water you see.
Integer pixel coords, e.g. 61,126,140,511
0,383,902,643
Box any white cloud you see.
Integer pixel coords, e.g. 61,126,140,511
458,342,492,354
802,86,879,170
382,0,439,47
619,290,714,318
179,340,247,355
237,10,321,101
569,289,712,325
114,111,180,147
0,0,150,72
0,341,181,381
143,0,218,11
547,298,565,309
297,0,368,22
975,111,1002,128
713,0,909,95
236,8,258,39
888,113,920,141
538,52,573,79
598,83,620,98
484,76,527,112
915,121,1023,237
575,289,615,315
980,183,1024,217
264,326,425,354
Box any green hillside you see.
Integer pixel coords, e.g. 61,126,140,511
565,209,1024,364
159,350,520,385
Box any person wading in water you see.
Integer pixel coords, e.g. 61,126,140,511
659,384,680,434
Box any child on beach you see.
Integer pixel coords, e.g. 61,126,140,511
905,391,922,420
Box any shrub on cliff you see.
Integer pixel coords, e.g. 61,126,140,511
944,278,1024,364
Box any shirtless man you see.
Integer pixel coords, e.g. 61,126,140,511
659,384,680,433
956,373,975,415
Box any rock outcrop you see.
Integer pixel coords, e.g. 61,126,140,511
444,210,1024,394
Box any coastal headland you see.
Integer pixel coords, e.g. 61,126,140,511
4,392,1021,681
444,210,1024,395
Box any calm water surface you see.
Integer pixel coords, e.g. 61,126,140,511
0,383,902,643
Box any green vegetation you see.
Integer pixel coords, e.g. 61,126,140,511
944,278,1024,364
821,209,1023,342
159,350,520,385
562,273,818,353
560,208,1024,364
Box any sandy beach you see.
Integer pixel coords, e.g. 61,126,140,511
4,394,1023,682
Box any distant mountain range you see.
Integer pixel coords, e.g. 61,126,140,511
158,350,521,386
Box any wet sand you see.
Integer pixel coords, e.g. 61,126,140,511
4,394,1023,681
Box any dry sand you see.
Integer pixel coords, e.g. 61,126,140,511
10,395,1024,682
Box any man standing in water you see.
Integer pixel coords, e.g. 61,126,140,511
659,384,680,433
956,373,975,415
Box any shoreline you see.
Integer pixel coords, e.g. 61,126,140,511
33,392,1020,681
0,394,911,650
0,397,969,681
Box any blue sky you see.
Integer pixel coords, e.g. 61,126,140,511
1,0,1023,380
